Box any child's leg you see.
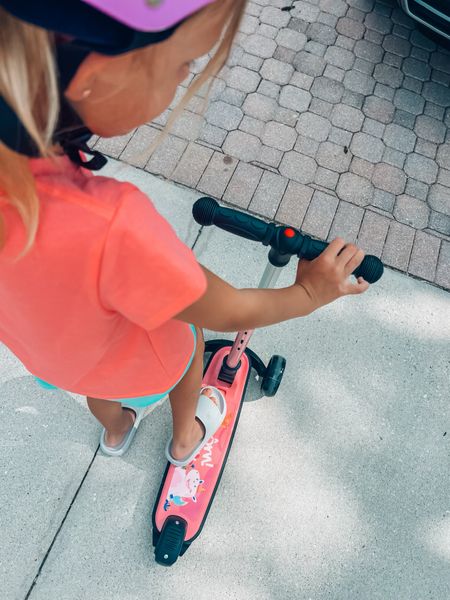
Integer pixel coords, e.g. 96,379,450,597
168,327,217,461
87,396,135,447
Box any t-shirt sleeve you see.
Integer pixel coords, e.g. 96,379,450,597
99,185,206,330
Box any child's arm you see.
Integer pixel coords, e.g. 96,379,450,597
176,238,369,332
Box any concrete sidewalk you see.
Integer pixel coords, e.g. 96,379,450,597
1,160,449,600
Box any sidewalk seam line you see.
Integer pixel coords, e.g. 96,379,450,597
23,446,100,600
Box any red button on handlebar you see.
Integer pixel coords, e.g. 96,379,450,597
284,227,296,238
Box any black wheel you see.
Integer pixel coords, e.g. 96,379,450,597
154,516,187,566
261,355,286,397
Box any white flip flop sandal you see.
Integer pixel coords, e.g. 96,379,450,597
99,400,161,457
165,386,227,467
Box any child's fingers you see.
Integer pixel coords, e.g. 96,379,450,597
323,237,347,258
346,277,369,294
343,248,365,276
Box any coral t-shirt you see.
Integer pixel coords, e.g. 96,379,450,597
0,156,206,398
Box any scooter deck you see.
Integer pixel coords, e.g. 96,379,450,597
152,347,251,563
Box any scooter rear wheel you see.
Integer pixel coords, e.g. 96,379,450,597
154,516,187,566
261,355,286,397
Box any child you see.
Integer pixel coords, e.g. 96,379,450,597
0,0,368,465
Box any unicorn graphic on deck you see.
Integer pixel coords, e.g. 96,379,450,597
164,466,204,511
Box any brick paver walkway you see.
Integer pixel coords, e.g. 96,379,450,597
94,0,450,291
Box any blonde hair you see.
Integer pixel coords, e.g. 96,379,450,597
0,0,247,254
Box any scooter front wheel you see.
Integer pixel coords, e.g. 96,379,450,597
261,355,286,397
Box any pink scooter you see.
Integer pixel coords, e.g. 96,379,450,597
152,198,383,566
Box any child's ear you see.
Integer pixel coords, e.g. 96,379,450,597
64,52,124,102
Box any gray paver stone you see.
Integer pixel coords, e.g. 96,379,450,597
331,104,364,133
342,90,365,109
354,57,375,75
362,118,385,138
350,156,375,178
364,11,392,34
258,145,283,168
414,115,446,144
261,59,294,85
227,66,261,93
324,46,355,70
290,71,314,90
410,29,436,51
293,51,326,77
170,110,205,140
402,57,431,82
311,77,345,103
260,5,291,28
404,154,438,185
221,87,246,107
328,126,353,146
372,189,395,211
262,121,297,151
351,132,385,163
357,210,390,256
145,134,187,178
257,24,278,40
428,185,450,216
120,126,159,168
328,200,365,243
383,52,403,69
206,101,243,130
292,1,321,23
319,0,348,17
374,82,395,101
374,64,404,88
314,166,340,190
384,123,417,153
275,107,299,127
403,76,423,95
222,130,262,162
316,141,352,173
430,51,450,75
239,52,264,71
382,147,406,169
364,28,383,44
354,39,384,62
424,102,445,121
393,109,416,129
249,171,289,218
383,34,411,57
372,162,407,194
305,40,327,57
408,230,440,281
239,115,265,137
415,139,437,160
295,135,320,158
343,70,375,95
438,169,450,187
405,178,429,201
239,14,259,35
362,96,397,124
223,162,263,208
393,89,425,116
394,195,430,229
381,221,415,270
422,82,450,107
276,180,313,227
435,240,450,288
310,98,334,118
276,29,308,51
243,93,277,121
324,65,346,82
172,142,213,188
289,17,309,34
318,12,339,28
436,144,450,170
197,152,238,198
296,112,331,141
273,46,296,64
429,211,450,236
336,17,366,40
307,22,338,46
302,190,339,238
279,85,312,112
258,80,281,99
95,130,134,158
279,151,317,184
199,123,227,147
336,172,374,206
243,34,277,58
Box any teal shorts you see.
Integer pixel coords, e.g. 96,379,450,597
35,325,197,409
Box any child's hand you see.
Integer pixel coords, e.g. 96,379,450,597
294,238,370,310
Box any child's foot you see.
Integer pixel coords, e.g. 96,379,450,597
104,408,136,448
170,388,218,462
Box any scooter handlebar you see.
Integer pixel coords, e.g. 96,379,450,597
193,197,383,283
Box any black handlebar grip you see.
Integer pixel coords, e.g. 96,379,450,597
193,197,273,243
298,237,383,283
